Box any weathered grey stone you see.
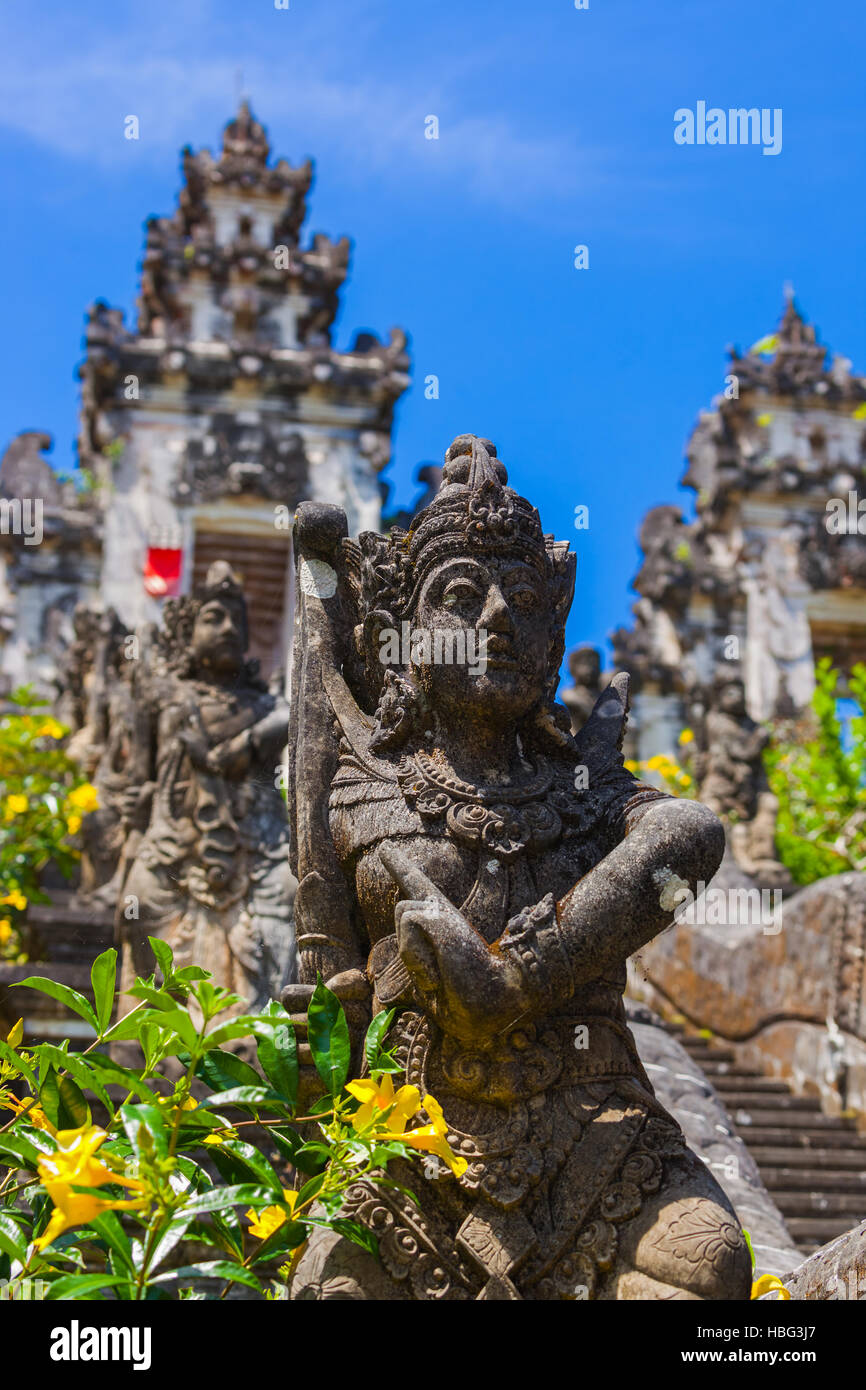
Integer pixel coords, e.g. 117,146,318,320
283,433,751,1300
627,1003,801,1280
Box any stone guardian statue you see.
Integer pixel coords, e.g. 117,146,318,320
284,435,751,1300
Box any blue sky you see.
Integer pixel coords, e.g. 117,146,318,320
2,0,864,668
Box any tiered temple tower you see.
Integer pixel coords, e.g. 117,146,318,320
612,292,866,760
0,101,410,688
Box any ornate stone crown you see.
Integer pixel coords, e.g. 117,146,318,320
356,434,574,628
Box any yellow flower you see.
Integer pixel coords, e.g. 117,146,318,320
756,412,773,428
35,1124,147,1250
678,774,692,788
67,783,99,814
853,403,866,421
6,1017,23,1047
36,718,66,740
0,1094,55,1134
645,754,672,772
1,890,27,912
3,795,28,820
245,1189,299,1241
346,1073,422,1134
0,919,13,945
203,1126,238,1146
678,729,694,746
385,1094,469,1178
751,1274,790,1301
66,814,82,836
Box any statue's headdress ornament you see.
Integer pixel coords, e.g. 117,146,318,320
358,434,569,622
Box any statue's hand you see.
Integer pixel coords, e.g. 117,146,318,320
379,844,524,1044
206,729,252,779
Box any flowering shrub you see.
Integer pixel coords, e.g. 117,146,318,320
625,730,695,798
0,939,463,1300
0,687,99,961
765,659,866,885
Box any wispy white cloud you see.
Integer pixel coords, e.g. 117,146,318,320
0,8,603,212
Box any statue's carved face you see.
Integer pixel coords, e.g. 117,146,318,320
715,677,746,716
412,554,549,725
190,598,245,675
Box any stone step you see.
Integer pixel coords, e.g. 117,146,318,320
679,1045,738,1065
734,1108,857,1130
739,1126,866,1148
785,1216,864,1244
759,1167,866,1193
710,1076,792,1095
768,1190,866,1218
748,1144,866,1168
721,1093,822,1112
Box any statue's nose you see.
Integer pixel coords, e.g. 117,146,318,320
478,583,513,633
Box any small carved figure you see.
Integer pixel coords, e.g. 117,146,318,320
691,667,789,887
284,434,751,1301
119,562,296,1009
561,645,603,734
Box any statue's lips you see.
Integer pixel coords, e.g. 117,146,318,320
484,654,519,669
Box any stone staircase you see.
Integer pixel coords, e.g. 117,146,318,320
671,1026,866,1254
0,891,114,1043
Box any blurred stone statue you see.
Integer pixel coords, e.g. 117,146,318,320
119,562,296,1009
561,645,603,734
690,666,790,889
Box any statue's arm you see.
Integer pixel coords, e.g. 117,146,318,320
547,797,724,984
379,797,724,1044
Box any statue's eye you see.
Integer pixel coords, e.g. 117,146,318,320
442,580,482,608
508,587,539,612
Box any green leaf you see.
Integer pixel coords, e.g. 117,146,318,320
307,980,351,1095
119,1103,169,1160
251,1218,308,1263
0,1211,28,1263
177,1184,275,1217
208,1139,284,1195
364,1008,395,1072
40,1043,111,1111
0,1038,37,1090
147,1008,199,1052
254,1011,298,1106
0,1128,48,1168
296,1171,325,1207
195,1047,262,1093
87,1051,160,1102
15,977,97,1033
100,1005,149,1044
147,936,174,982
45,1273,131,1300
89,1211,134,1273
153,1260,262,1291
90,948,117,1036
198,1085,287,1112
39,1067,89,1130
327,1216,379,1260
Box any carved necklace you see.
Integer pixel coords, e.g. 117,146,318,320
399,747,561,863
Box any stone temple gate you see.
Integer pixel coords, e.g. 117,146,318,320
611,290,866,765
0,101,411,692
